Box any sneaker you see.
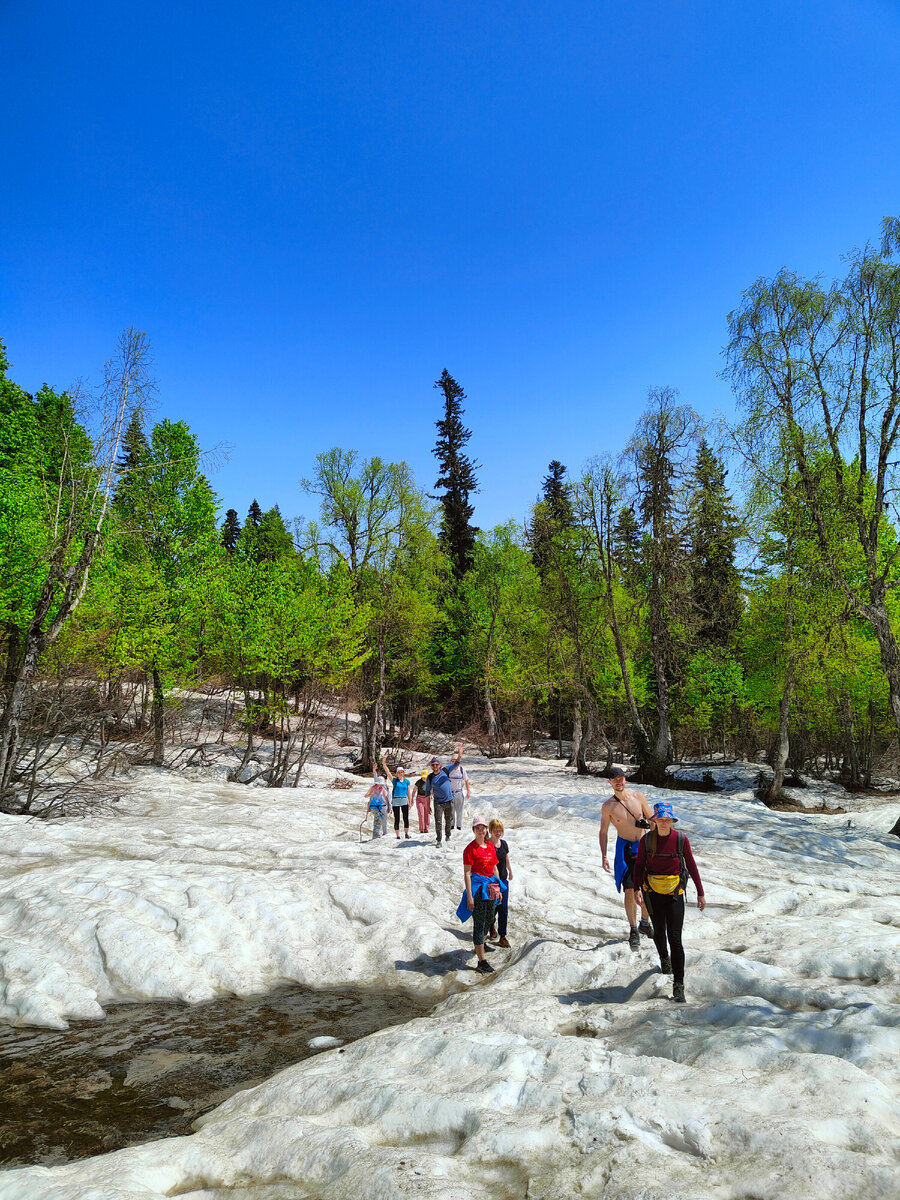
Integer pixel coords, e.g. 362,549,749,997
639,919,654,938
498,937,511,948
672,982,686,1003
483,942,496,953
475,960,495,975
395,831,400,838
405,831,410,838
659,956,672,975
436,839,442,846
489,926,498,940
628,926,640,951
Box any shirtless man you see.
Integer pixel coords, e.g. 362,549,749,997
599,767,654,950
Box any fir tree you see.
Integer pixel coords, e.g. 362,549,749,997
530,460,574,575
688,439,742,647
433,369,479,580
238,505,295,561
113,411,149,509
613,505,643,590
542,460,574,529
220,508,241,553
246,499,262,528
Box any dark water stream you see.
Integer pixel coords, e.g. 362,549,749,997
0,985,431,1167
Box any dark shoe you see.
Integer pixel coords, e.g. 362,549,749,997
629,926,640,951
489,926,498,940
639,919,654,938
475,960,495,974
659,956,672,975
436,839,442,846
498,937,511,948
483,942,496,953
673,982,686,1003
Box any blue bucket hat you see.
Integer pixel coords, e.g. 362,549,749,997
652,801,678,822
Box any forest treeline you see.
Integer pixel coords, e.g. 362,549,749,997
4,219,900,814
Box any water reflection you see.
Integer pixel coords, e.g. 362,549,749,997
0,985,431,1166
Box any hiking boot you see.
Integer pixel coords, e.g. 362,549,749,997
498,937,511,948
628,926,640,951
672,982,686,1003
489,926,498,940
659,956,672,975
639,919,654,938
475,959,495,975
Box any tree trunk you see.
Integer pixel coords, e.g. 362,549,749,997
152,668,165,767
766,668,794,803
863,599,900,750
567,699,583,768
838,694,861,790
361,632,387,774
485,686,497,743
576,701,592,775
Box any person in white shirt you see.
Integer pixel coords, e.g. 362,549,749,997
447,758,471,831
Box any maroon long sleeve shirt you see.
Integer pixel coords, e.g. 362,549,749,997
633,829,704,896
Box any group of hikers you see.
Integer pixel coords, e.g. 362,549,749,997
363,749,705,1000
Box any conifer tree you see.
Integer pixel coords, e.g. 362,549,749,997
688,440,742,647
221,508,241,553
433,370,479,580
542,460,574,529
612,504,643,591
113,412,149,510
246,499,262,528
238,505,294,561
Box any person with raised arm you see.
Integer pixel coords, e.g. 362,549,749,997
424,742,464,847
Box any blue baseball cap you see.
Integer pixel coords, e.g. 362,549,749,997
652,801,678,822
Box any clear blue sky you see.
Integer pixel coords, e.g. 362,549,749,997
2,1,899,529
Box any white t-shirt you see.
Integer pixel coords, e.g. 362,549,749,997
447,762,468,796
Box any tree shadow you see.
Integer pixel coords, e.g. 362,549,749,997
557,968,658,1006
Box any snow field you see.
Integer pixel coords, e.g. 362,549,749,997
0,756,899,1198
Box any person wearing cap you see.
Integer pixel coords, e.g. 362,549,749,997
460,814,505,975
447,756,471,831
599,767,654,950
424,742,464,846
383,762,411,839
414,768,431,833
633,801,706,1004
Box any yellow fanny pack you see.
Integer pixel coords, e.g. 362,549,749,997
647,874,683,895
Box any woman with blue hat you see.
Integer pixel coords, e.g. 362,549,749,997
633,801,706,1003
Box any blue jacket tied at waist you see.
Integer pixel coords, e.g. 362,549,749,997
457,874,509,923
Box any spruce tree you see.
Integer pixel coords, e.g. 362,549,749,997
432,369,479,580
530,460,574,575
113,411,149,510
542,460,574,528
246,499,262,528
613,504,643,590
688,440,742,647
239,505,295,561
221,508,241,553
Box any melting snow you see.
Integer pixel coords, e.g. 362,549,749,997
0,756,898,1198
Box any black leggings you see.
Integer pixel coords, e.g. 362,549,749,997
393,804,409,831
647,892,685,983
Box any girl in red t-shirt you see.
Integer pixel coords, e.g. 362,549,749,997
463,816,499,975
